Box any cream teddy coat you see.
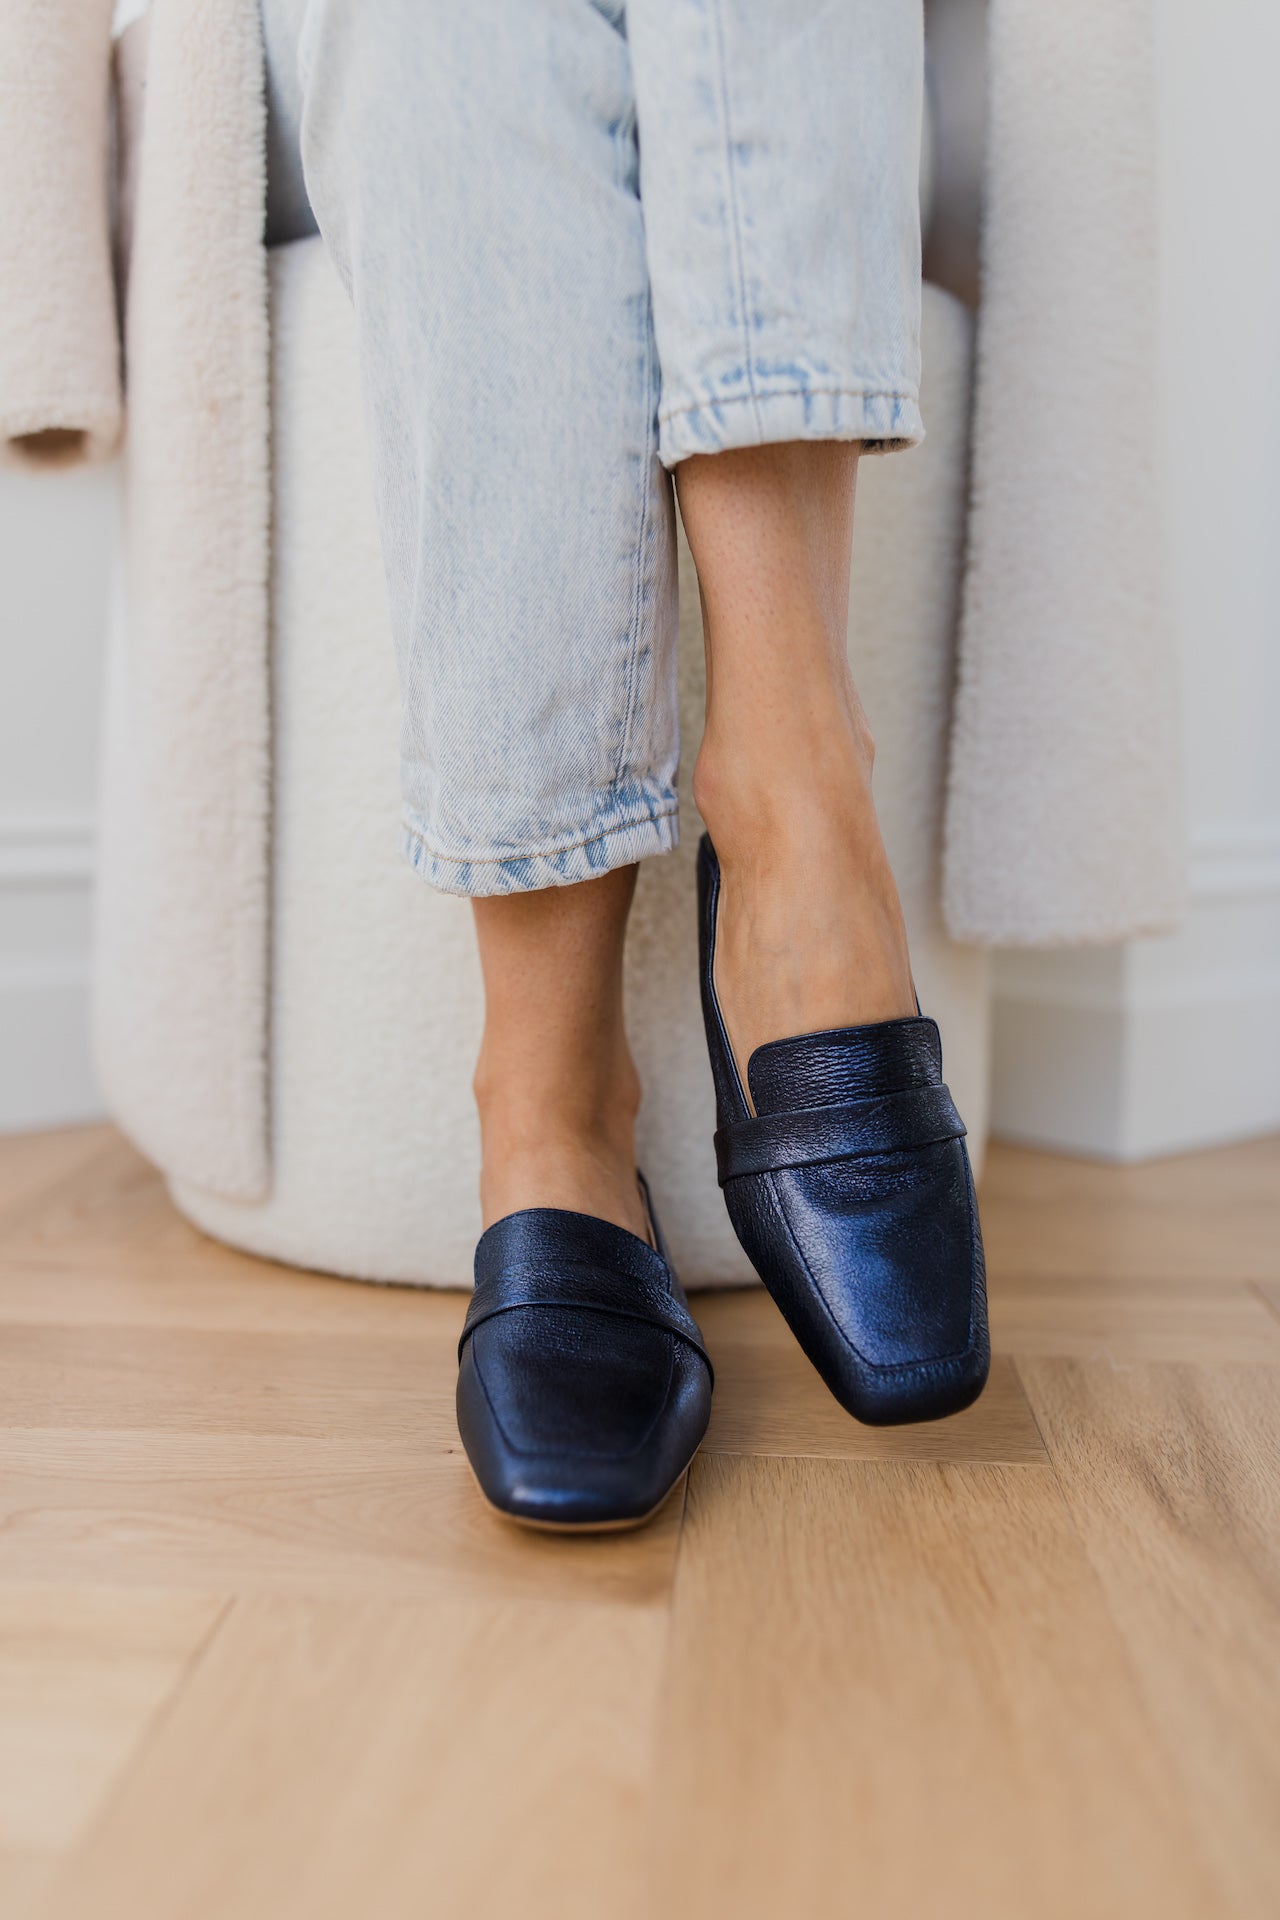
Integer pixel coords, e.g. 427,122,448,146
0,0,1182,1201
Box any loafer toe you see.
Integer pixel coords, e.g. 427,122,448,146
749,1126,988,1423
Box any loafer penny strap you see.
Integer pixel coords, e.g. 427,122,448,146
715,1083,966,1186
460,1260,711,1375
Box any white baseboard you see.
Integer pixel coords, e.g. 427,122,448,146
992,972,1280,1160
0,961,101,1133
991,826,1280,1160
0,810,103,1134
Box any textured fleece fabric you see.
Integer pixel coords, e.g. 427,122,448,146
0,0,1180,1234
171,245,987,1285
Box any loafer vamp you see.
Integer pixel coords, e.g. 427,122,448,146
458,1320,710,1527
468,1306,681,1458
766,1138,981,1370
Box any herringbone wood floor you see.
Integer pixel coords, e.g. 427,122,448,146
0,1125,1277,1920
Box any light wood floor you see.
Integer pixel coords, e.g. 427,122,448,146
0,1126,1277,1920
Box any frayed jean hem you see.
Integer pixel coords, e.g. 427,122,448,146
658,384,924,469
401,804,680,898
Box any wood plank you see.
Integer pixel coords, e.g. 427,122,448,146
0,1586,224,1850
44,1593,667,1920
980,1135,1280,1284
0,1129,116,1241
1254,1279,1280,1326
698,1292,1044,1460
1019,1359,1280,1920
651,1453,1222,1920
989,1273,1280,1362
0,1323,464,1443
0,1245,463,1336
0,1431,682,1609
0,1127,465,1337
0,1132,227,1265
0,1850,61,1920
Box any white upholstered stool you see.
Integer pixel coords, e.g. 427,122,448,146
148,240,989,1287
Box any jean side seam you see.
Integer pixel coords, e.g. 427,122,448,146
401,805,679,870
614,287,657,797
711,0,761,440
609,97,654,797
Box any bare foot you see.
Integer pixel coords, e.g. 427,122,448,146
696,733,917,1108
474,1053,652,1243
673,439,916,1107
474,1029,652,1236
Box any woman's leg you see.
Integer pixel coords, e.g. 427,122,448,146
472,867,649,1238
265,0,680,1239
468,439,910,1232
618,3,987,1429
677,442,916,1095
626,0,926,1078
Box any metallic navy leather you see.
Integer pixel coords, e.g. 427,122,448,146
457,1183,713,1528
697,835,990,1425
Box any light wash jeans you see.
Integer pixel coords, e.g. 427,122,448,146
261,0,924,896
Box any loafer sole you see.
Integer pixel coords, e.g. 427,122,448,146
467,1461,687,1534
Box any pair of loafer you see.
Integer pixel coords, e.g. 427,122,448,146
458,835,989,1530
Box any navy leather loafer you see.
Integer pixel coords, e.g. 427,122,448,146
697,834,989,1425
457,1180,713,1530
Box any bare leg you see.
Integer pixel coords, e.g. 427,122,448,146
677,441,916,1100
471,866,650,1240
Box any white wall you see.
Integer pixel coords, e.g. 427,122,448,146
991,0,1280,1158
0,461,114,1131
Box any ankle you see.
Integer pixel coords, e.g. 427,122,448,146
473,1037,641,1146
473,1056,646,1236
693,716,880,879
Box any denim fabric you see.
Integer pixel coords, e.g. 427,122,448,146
263,0,923,896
